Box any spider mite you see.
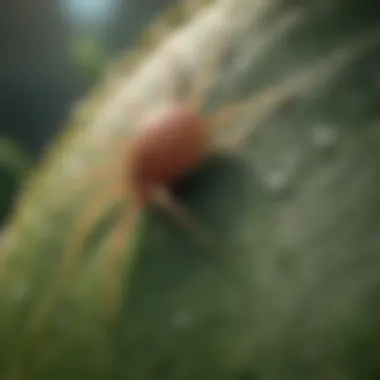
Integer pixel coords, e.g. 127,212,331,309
38,34,276,325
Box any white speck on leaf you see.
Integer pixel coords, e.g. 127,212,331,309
263,169,291,192
311,123,338,147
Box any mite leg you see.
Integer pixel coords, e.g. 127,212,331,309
152,186,227,256
55,135,137,211
63,184,123,281
162,50,187,102
163,29,231,108
204,74,305,154
29,183,123,333
80,93,143,154
187,31,233,110
101,205,141,322
206,30,379,149
209,82,292,137
59,93,143,202
57,154,122,208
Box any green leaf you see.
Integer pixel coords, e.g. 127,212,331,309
1,0,380,379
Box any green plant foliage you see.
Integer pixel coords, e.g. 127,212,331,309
70,35,110,81
1,0,380,379
0,137,31,225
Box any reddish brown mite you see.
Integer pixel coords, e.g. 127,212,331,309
129,104,207,207
33,40,270,327
29,26,373,328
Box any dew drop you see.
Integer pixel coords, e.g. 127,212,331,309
311,123,338,148
263,169,291,192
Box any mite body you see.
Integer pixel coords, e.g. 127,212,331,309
127,103,207,206
38,37,267,325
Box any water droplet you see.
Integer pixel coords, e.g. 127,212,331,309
263,170,290,192
311,123,338,147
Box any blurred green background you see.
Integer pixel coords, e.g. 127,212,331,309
0,0,178,225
